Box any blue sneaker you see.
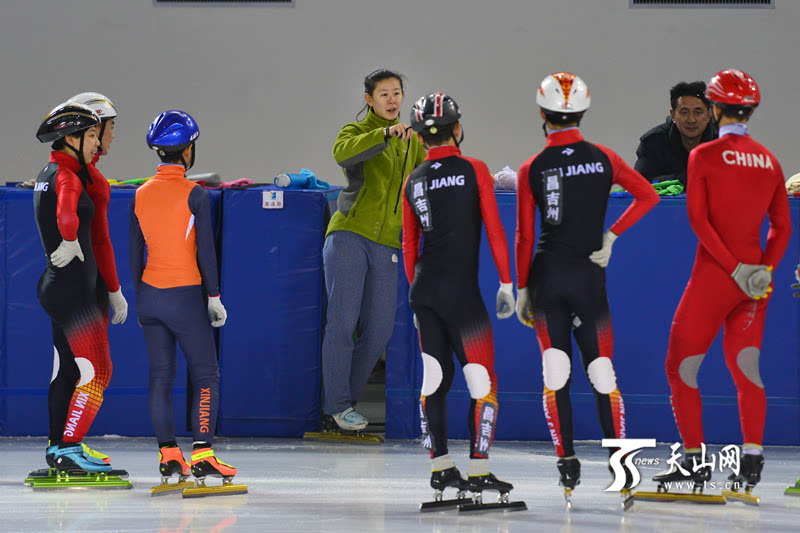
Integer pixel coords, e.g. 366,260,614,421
54,444,112,473
332,407,368,431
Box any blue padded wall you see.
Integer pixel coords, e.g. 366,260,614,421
216,187,339,437
387,194,800,446
0,187,221,437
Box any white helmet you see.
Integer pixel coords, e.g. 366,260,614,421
68,92,117,120
536,72,590,114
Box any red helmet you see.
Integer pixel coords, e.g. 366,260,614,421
705,69,760,107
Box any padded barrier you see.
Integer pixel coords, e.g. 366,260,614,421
386,194,800,446
215,186,340,437
0,187,222,437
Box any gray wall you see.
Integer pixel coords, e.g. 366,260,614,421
0,1,796,186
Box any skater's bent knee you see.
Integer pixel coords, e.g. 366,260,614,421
587,357,617,395
678,354,705,389
421,353,443,396
463,364,491,399
542,348,570,391
736,347,763,388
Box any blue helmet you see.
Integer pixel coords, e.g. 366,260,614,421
146,110,199,156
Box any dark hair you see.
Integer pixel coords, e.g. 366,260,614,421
420,123,456,147
356,68,406,120
718,104,756,120
51,131,82,151
543,111,584,127
670,81,709,109
158,152,185,164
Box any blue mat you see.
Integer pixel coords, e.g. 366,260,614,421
386,194,800,446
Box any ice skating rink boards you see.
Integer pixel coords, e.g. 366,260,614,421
1,188,799,445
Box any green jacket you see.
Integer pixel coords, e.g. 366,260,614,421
328,109,426,249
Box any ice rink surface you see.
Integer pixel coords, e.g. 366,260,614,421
2,437,799,533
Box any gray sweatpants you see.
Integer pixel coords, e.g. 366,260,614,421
322,230,398,415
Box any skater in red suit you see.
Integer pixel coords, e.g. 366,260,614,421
655,69,791,493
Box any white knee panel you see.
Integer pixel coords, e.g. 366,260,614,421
542,348,571,391
463,363,491,399
421,353,443,396
587,357,617,395
75,358,96,387
51,347,60,383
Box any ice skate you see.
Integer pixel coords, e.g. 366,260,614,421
458,473,526,513
182,448,248,498
633,453,725,504
25,441,120,486
151,446,195,496
30,443,131,490
723,453,763,506
303,410,384,444
785,478,800,497
419,466,470,512
607,456,636,511
558,457,581,510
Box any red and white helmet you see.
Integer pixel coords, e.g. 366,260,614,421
705,69,760,107
536,72,591,114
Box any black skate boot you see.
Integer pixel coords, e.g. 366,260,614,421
634,453,725,504
419,467,470,512
459,473,526,513
558,458,581,509
723,453,763,506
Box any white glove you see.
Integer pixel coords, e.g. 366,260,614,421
50,239,84,268
413,313,419,330
731,263,769,299
496,282,515,319
208,296,227,327
515,287,535,328
108,289,128,325
589,231,617,268
747,267,773,299
493,166,518,191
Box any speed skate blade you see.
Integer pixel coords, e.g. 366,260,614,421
182,483,248,498
633,491,726,504
621,489,634,511
458,500,527,513
303,431,384,444
151,480,195,496
722,489,759,506
419,498,469,512
31,472,132,490
27,468,128,480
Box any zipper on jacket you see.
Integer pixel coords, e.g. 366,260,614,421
393,140,412,214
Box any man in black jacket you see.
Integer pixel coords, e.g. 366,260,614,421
634,81,716,190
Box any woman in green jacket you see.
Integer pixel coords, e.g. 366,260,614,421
322,69,426,430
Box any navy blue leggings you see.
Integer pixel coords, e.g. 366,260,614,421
136,283,220,444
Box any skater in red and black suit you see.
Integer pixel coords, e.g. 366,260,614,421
402,93,519,506
654,70,790,495
33,103,117,473
37,93,129,471
515,73,659,498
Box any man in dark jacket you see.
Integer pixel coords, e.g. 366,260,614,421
634,81,717,190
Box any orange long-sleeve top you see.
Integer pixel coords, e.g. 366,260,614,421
129,164,219,296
